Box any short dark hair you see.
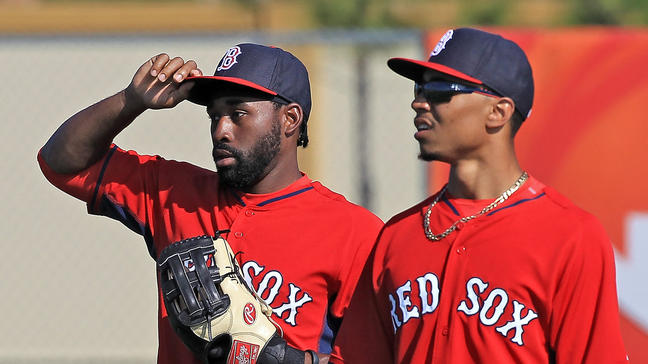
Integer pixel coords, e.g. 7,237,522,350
272,101,309,147
510,110,524,137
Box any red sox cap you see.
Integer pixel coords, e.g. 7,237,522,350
186,43,312,121
388,27,534,120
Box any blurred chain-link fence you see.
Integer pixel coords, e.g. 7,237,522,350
0,31,426,363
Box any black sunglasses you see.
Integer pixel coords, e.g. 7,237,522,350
414,81,500,104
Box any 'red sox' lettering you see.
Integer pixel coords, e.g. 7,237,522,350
242,260,313,327
389,274,538,346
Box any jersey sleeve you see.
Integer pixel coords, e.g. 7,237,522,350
328,209,383,319
330,229,395,364
549,213,628,363
38,145,161,253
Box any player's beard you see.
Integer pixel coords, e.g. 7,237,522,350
419,151,455,164
418,145,442,162
418,142,447,163
213,120,282,191
418,151,438,162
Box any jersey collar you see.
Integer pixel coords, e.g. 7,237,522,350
422,175,546,217
230,173,314,207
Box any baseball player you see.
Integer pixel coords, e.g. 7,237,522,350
330,28,628,363
38,43,382,364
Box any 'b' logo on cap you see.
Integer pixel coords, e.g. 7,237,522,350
217,46,242,71
430,30,454,57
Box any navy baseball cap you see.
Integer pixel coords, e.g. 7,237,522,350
186,43,312,121
388,28,534,120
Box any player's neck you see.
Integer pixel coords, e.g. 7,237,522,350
245,154,302,195
446,157,524,200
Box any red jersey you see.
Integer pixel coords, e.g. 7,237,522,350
38,145,383,364
332,176,627,364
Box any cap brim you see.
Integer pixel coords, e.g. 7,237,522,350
387,57,483,85
184,76,278,106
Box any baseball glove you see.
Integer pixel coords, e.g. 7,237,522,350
157,234,292,364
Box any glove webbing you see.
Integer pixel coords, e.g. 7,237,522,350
158,235,230,327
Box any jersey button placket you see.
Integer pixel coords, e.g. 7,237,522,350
434,232,467,363
453,221,468,255
227,208,249,244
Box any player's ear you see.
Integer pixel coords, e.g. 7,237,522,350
486,97,515,130
282,103,303,139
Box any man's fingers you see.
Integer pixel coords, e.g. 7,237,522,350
176,79,196,100
129,54,202,109
171,59,199,82
145,54,201,84
155,56,185,82
149,53,170,78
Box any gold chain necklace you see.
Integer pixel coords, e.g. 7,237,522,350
423,172,529,241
